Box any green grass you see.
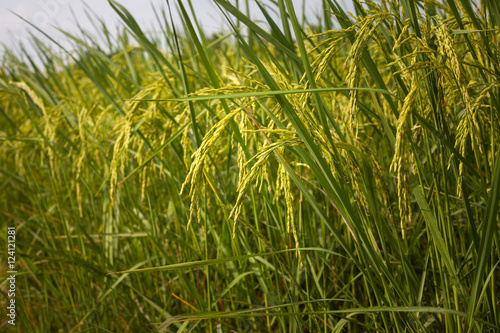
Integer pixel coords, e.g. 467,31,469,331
0,0,499,331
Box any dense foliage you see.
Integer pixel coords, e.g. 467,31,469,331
1,0,499,331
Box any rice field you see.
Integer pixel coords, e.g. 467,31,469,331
1,0,499,332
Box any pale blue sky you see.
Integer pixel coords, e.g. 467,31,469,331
1,0,337,54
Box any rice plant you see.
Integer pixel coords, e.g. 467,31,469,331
1,0,499,332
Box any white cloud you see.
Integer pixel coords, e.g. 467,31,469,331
1,0,326,54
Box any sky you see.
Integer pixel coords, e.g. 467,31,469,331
0,0,332,57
